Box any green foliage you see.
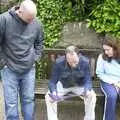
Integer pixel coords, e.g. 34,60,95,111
71,0,104,20
36,55,49,81
36,0,75,47
87,0,120,40
36,0,103,47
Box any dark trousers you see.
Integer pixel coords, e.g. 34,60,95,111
101,81,119,120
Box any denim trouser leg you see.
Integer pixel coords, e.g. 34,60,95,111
1,67,19,120
101,81,118,120
1,66,35,120
20,66,35,120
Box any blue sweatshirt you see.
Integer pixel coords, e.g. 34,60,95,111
96,54,120,84
48,54,92,93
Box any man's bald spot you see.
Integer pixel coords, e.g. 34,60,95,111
20,0,37,17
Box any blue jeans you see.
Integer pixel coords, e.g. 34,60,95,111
1,66,35,120
101,81,118,120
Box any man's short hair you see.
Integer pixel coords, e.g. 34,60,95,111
65,45,79,54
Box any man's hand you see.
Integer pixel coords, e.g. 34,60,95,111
85,90,91,97
49,92,62,102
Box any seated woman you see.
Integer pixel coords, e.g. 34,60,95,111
96,38,120,120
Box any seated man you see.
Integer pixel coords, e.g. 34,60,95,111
45,45,96,120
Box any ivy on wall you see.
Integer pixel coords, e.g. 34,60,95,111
87,0,120,40
36,0,76,47
36,0,104,47
0,0,105,47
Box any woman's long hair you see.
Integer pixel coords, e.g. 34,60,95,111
102,37,120,63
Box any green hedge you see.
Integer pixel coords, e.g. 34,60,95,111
87,0,120,40
36,0,103,47
36,0,76,47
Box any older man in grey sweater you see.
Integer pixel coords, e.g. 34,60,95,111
0,0,44,119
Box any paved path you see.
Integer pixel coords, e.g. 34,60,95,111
0,81,5,120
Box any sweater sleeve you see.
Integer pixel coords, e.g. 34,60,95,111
34,22,44,62
48,62,60,93
0,14,6,47
0,14,6,68
96,54,119,84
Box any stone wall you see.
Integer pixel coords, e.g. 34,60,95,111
55,22,104,49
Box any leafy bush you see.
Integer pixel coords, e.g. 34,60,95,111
36,0,75,47
36,0,103,47
87,0,120,40
71,0,104,20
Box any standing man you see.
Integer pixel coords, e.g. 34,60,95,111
45,45,96,120
0,0,44,120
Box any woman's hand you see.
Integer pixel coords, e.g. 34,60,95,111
114,82,120,88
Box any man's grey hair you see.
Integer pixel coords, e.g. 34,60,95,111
65,45,79,54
